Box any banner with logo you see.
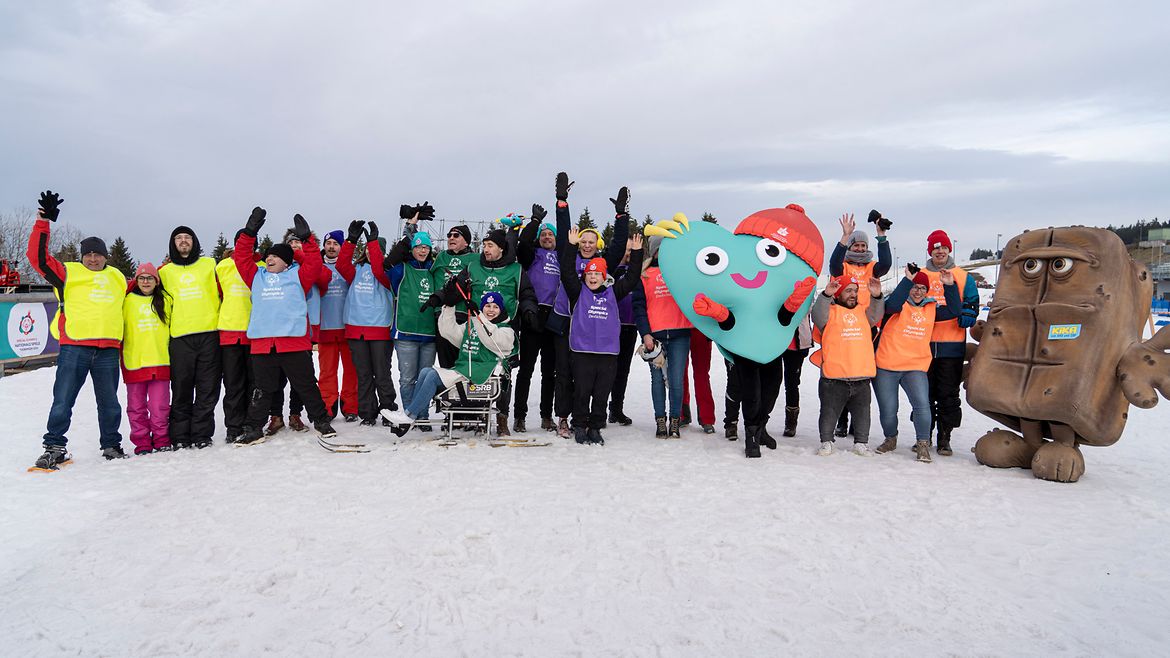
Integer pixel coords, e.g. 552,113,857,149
1,298,60,361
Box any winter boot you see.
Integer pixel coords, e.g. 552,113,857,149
758,427,777,450
668,417,682,439
724,423,738,440
315,420,338,439
32,445,71,471
875,436,898,454
496,414,511,438
557,417,572,439
608,410,633,426
343,413,359,423
783,406,799,437
193,439,212,449
573,426,590,444
915,440,933,463
264,415,285,436
701,424,716,434
102,446,129,460
680,406,692,427
818,441,835,456
744,426,762,458
936,429,953,456
834,411,848,438
587,427,605,445
540,417,556,431
288,415,308,432
236,426,267,446
513,417,527,433
655,417,668,438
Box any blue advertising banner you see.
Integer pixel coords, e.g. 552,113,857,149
2,297,60,361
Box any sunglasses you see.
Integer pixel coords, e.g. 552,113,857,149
447,233,464,239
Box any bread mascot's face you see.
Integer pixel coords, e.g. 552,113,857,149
966,226,1152,445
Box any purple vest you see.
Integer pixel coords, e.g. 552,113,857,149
527,248,561,306
614,265,634,325
553,253,588,318
569,285,621,355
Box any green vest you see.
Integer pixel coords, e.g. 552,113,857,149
452,319,502,385
431,250,472,291
465,260,521,325
395,265,437,337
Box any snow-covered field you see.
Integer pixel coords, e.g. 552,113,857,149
3,357,1169,657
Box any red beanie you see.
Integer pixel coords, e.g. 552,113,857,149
912,271,930,288
584,257,608,278
734,204,825,275
134,262,159,281
927,230,952,255
836,274,859,297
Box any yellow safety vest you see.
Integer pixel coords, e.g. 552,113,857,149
216,257,259,332
122,293,170,369
58,262,126,342
159,257,220,337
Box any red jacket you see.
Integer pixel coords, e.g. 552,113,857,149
26,218,122,348
335,239,392,341
233,233,323,354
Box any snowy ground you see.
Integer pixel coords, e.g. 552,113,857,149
2,356,1169,657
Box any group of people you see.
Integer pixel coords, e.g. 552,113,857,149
24,174,979,471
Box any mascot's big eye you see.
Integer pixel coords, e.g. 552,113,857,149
695,246,729,275
1050,258,1074,274
756,239,787,266
1022,258,1043,275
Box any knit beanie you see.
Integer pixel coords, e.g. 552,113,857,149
539,222,557,237
80,236,108,258
836,274,859,298
927,229,953,255
734,204,824,275
912,271,930,288
324,230,344,247
644,234,663,263
848,229,870,248
584,257,608,278
480,291,505,310
450,224,472,244
134,262,159,280
265,242,294,267
483,229,507,250
411,232,433,250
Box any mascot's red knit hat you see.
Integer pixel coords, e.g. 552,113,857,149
584,257,607,278
927,229,952,255
734,204,824,274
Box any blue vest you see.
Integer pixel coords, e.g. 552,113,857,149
553,253,588,318
527,248,561,307
247,265,309,339
569,285,620,355
306,285,321,326
320,262,348,331
344,263,393,328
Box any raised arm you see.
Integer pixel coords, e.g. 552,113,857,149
605,187,631,272
613,235,644,299
26,191,67,290
233,206,268,287
559,229,583,303
336,220,363,284
365,223,393,290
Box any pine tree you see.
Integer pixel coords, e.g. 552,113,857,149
577,207,596,230
211,232,230,260
641,214,655,232
701,212,718,224
106,236,136,278
602,222,614,246
55,242,79,263
258,234,274,252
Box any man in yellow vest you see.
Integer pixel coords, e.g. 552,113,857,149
810,275,885,456
159,226,222,449
26,191,129,470
922,229,980,456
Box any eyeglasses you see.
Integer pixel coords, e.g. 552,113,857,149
136,276,156,282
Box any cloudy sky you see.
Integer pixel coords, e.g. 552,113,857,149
2,0,1167,267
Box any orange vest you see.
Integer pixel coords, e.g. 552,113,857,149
875,301,936,371
642,267,692,332
811,304,876,379
842,260,878,307
924,267,968,343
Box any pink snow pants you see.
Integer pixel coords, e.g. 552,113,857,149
127,379,171,452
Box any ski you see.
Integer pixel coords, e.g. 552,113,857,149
317,436,369,453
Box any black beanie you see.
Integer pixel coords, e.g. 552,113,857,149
265,242,295,267
451,224,472,244
80,236,108,258
483,229,507,251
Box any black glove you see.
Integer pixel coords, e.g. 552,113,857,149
420,294,443,312
244,206,267,237
454,269,472,296
555,172,573,201
346,220,365,244
531,204,547,223
399,204,415,219
465,296,480,315
868,209,893,232
365,221,380,243
610,186,631,216
439,276,462,306
292,213,311,241
524,310,539,331
38,191,63,222
907,262,920,275
416,202,436,222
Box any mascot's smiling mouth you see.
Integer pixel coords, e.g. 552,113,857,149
731,271,767,289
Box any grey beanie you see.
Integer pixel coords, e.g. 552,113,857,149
644,235,664,263
848,229,870,248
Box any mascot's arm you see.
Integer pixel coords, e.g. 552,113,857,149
1118,325,1170,409
694,293,734,330
779,277,817,326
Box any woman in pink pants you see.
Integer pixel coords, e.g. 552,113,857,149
122,263,172,454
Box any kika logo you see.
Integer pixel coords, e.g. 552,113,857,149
485,276,500,288
1048,324,1082,340
18,312,35,335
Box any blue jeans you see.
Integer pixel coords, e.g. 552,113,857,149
649,333,690,418
405,367,445,420
44,345,123,449
395,340,437,409
872,368,931,441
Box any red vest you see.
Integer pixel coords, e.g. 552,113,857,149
642,267,692,332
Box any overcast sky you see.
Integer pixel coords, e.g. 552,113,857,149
2,0,1168,268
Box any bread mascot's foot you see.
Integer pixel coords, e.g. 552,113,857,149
973,429,1038,469
1031,441,1085,483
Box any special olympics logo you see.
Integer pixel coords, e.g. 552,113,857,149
420,278,431,291
911,311,926,324
449,258,462,269
265,273,281,286
843,313,858,325
485,276,500,288
18,312,34,335
179,272,197,285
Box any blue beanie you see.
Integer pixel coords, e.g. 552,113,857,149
324,230,344,246
480,291,505,310
411,232,433,249
540,222,556,237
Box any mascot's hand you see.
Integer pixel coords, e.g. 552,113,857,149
783,277,817,313
693,293,730,322
970,319,986,343
1118,326,1170,409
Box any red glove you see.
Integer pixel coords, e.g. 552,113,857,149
783,277,817,313
693,293,730,322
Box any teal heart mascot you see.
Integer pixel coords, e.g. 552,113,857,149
648,204,824,459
